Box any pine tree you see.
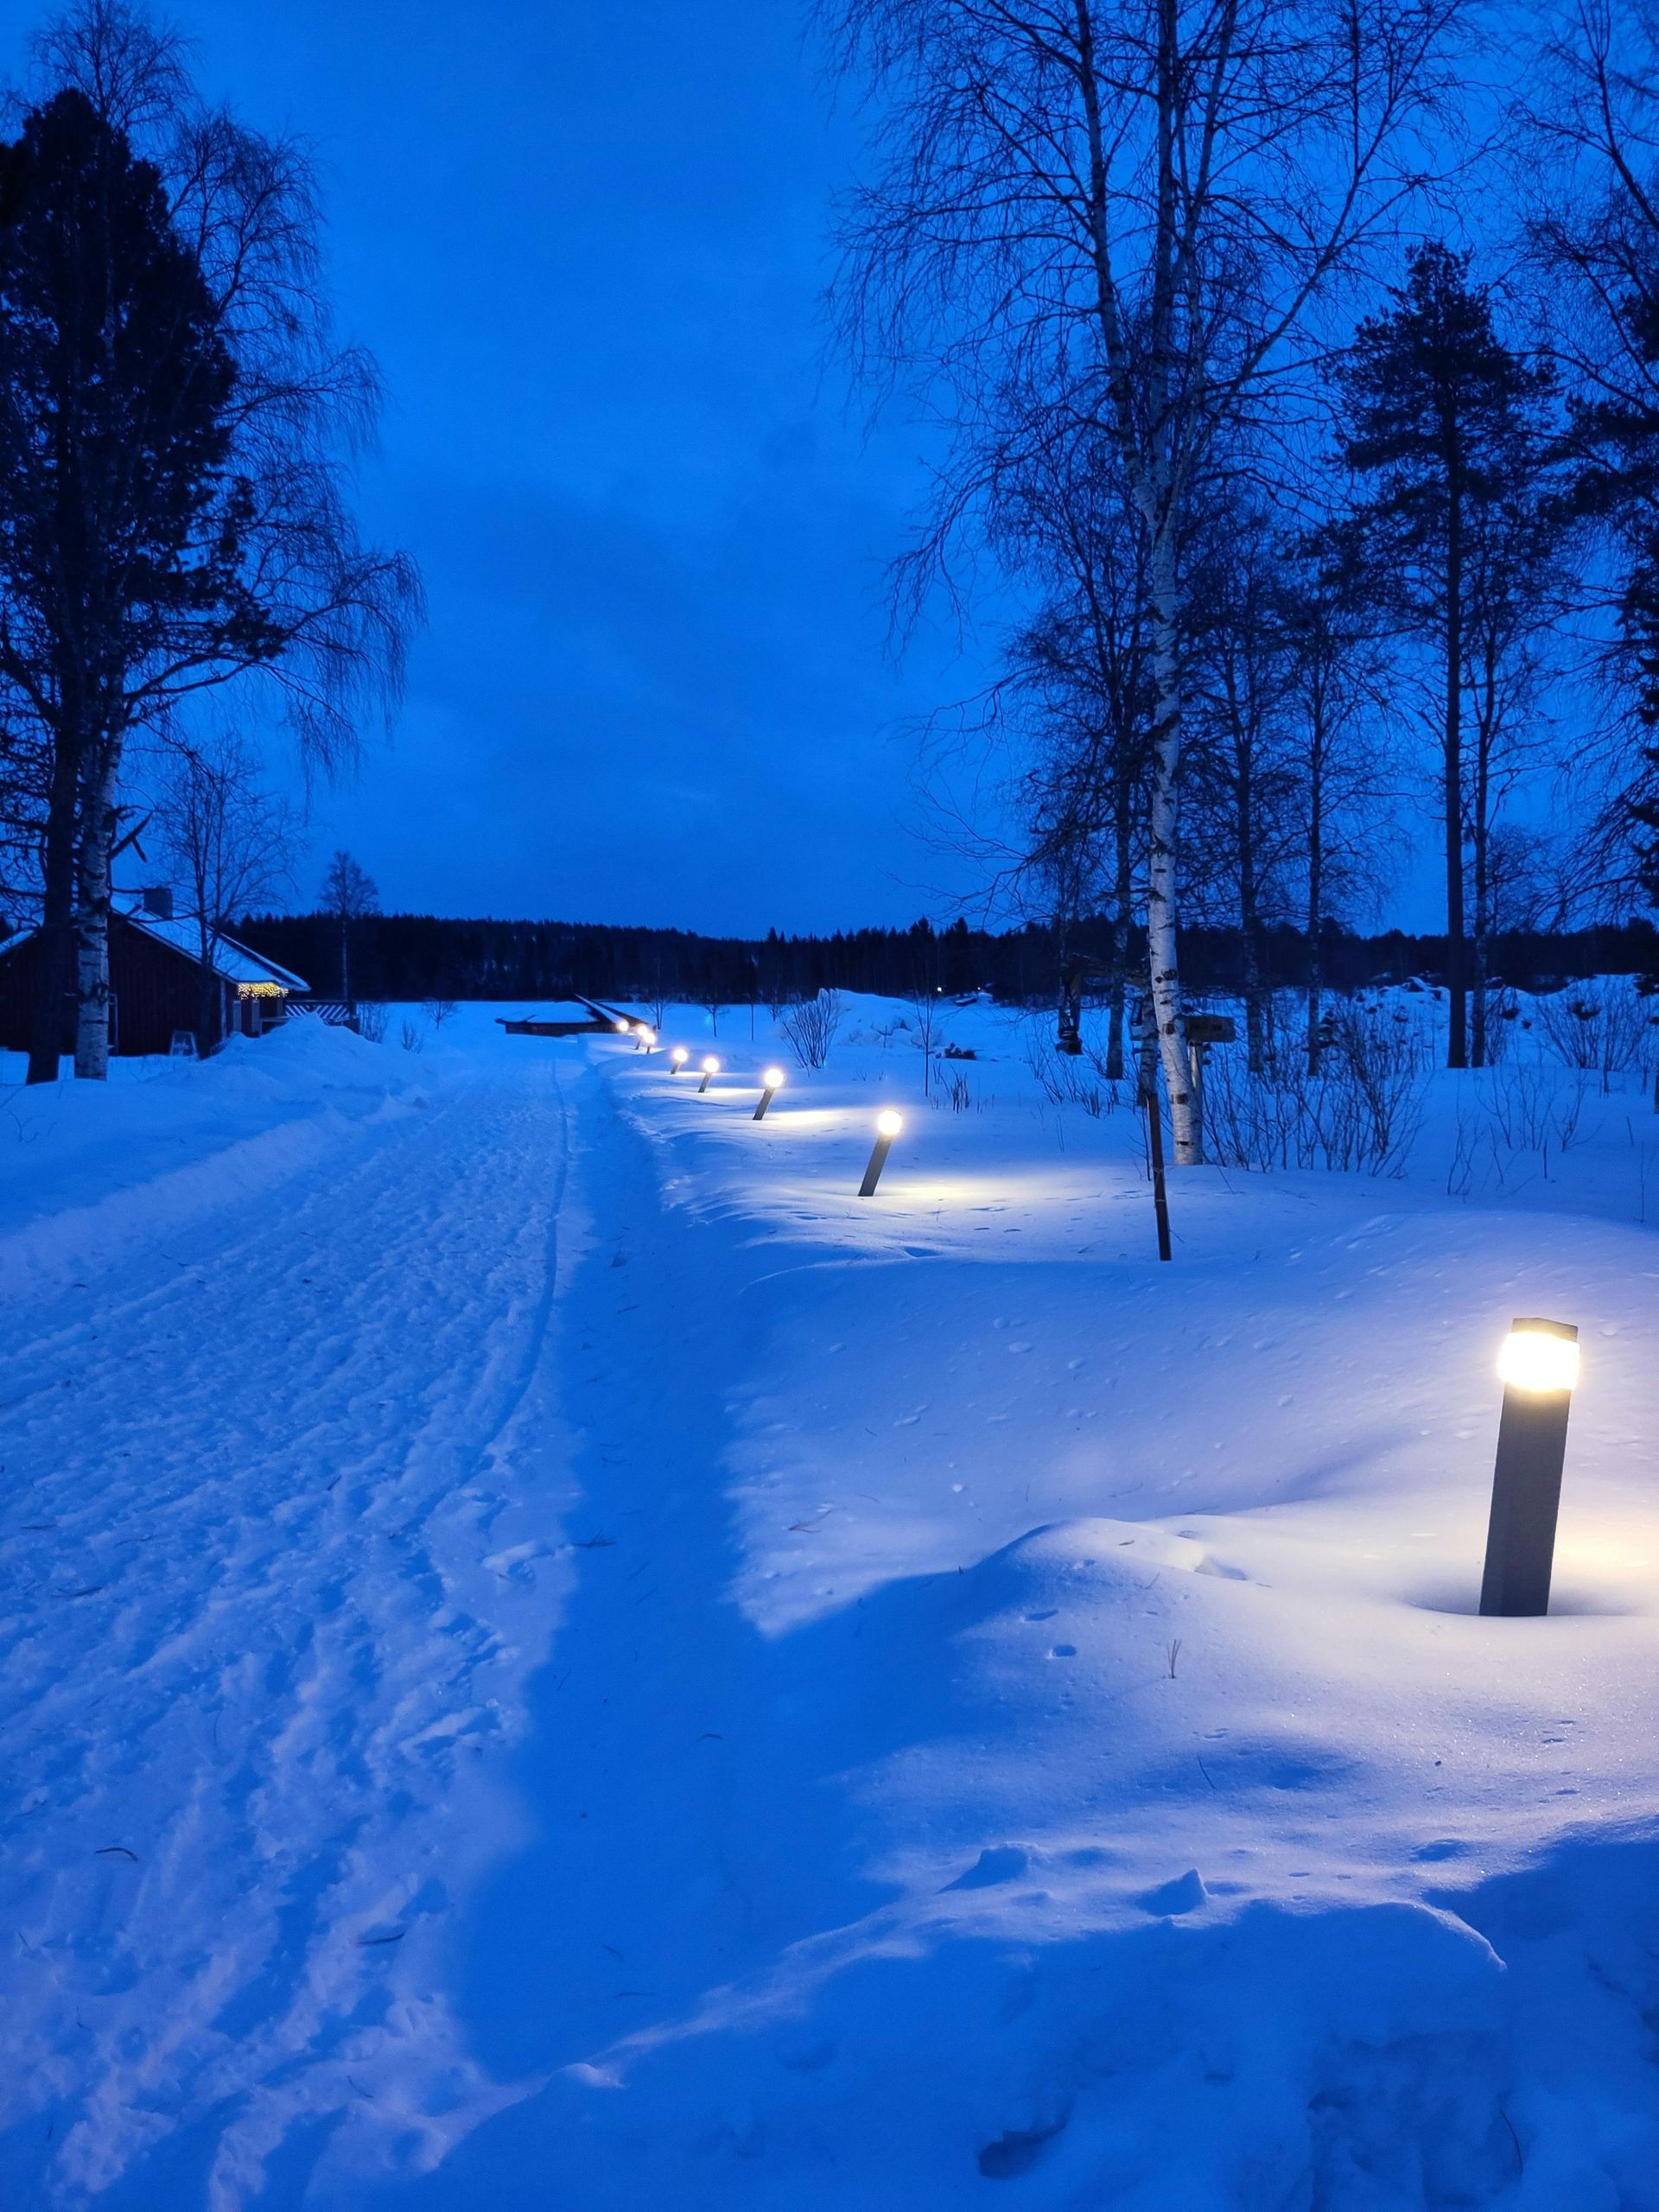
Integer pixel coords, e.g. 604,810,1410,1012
1337,243,1555,1068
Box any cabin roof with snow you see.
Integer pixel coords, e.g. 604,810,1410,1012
0,906,309,996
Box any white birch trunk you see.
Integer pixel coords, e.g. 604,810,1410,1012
1144,529,1201,1163
73,747,123,1081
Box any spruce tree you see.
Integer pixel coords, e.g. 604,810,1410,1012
1337,243,1554,1068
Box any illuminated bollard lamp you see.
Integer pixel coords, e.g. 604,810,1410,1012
859,1109,903,1196
754,1066,785,1120
1478,1319,1580,1618
635,1026,656,1052
670,1046,690,1074
614,1019,632,1036
698,1055,721,1094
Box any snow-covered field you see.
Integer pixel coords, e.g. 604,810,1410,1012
3,993,1658,2209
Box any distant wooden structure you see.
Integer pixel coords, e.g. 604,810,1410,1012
497,995,635,1039
0,891,309,1059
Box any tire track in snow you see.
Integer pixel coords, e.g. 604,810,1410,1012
0,1050,582,2209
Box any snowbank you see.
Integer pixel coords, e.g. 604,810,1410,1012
0,1022,426,1306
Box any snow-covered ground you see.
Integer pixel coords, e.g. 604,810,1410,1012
3,994,1658,2209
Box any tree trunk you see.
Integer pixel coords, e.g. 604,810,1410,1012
1055,915,1081,1052
1145,531,1201,1163
1106,780,1134,1082
73,747,121,1081
1444,500,1468,1069
26,728,79,1085
1471,721,1490,1069
1306,714,1325,1073
1236,741,1266,1074
198,928,220,1056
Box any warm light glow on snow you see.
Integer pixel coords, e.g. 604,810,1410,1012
1498,1325,1580,1395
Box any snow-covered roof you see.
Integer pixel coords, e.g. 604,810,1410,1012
119,909,310,993
0,906,308,994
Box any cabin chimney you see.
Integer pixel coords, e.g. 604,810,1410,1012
140,886,174,920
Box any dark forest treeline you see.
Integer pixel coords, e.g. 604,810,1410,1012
238,909,1659,1009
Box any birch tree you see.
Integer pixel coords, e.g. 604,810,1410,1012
824,0,1465,1160
1277,537,1396,1069
984,429,1154,1076
321,848,378,1005
154,728,296,1049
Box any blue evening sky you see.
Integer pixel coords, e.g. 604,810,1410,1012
3,1,1473,938
20,0,995,932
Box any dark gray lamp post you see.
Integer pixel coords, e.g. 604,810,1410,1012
859,1109,902,1196
1479,1318,1580,1618
754,1066,785,1120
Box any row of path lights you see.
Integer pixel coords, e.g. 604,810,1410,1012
656,1036,904,1198
633,1026,1582,1614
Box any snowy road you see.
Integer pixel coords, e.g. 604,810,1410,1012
0,1039,582,2206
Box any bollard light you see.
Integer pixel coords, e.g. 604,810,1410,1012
859,1109,903,1196
636,1026,656,1052
754,1065,786,1120
615,1019,631,1035
670,1046,689,1073
698,1055,721,1094
1479,1318,1580,1618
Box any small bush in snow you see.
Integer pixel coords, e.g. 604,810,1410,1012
1535,981,1656,1090
780,989,843,1070
1203,1005,1424,1176
1027,1031,1121,1113
357,1002,390,1044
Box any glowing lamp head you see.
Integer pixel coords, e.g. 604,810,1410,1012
763,1066,785,1090
1497,1319,1580,1395
671,1046,689,1066
876,1109,904,1138
615,1019,631,1034
702,1056,721,1074
639,1027,656,1045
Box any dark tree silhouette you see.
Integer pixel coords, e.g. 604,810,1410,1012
1337,244,1555,1068
0,3,418,1084
321,849,378,1003
0,86,249,1080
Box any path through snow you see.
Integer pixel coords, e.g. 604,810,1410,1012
1,1038,580,2205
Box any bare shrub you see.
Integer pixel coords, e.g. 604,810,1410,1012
1533,982,1658,1094
1027,1030,1122,1113
1204,1003,1424,1175
909,989,947,1096
423,997,458,1033
780,989,843,1070
356,1001,389,1044
398,1018,423,1052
